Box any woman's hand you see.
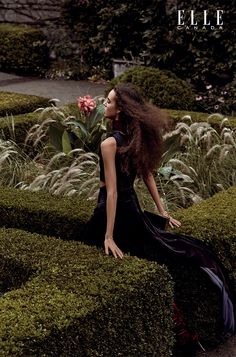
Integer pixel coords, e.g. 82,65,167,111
104,237,124,259
162,211,181,228
168,216,181,228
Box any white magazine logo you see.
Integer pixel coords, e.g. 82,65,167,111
177,10,224,30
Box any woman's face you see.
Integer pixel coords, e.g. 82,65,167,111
104,90,120,120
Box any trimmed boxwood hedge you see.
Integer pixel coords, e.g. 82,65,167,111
172,186,236,280
0,187,93,240
0,228,174,356
0,24,49,75
106,66,196,111
0,92,49,118
0,186,235,347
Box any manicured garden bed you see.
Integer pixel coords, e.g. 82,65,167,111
0,185,234,347
0,228,174,357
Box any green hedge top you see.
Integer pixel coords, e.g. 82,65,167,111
0,185,235,273
0,185,234,345
106,66,196,111
0,228,174,357
0,92,49,117
173,186,236,275
0,186,93,239
0,24,49,75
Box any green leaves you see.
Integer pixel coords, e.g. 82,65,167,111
49,97,106,154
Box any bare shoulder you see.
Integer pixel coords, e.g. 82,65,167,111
101,137,117,154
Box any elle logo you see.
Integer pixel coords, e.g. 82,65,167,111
177,10,224,30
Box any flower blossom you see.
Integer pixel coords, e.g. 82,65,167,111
77,95,96,114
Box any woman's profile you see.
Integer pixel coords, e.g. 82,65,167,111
81,83,235,354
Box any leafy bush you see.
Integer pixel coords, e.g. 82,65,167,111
0,228,174,356
48,95,107,154
140,2,235,115
0,92,49,117
140,186,236,346
0,24,49,75
0,186,93,239
106,66,196,110
61,1,234,115
0,185,234,347
173,186,236,275
61,0,149,79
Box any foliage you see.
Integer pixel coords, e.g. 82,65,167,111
165,109,236,132
28,97,107,154
160,116,236,209
61,0,150,78
173,186,236,277
0,139,38,187
140,1,235,114
0,227,174,356
194,79,236,116
18,150,100,200
61,1,234,114
0,186,235,347
107,66,196,111
0,24,49,75
0,92,49,117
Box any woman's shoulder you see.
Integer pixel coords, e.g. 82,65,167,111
109,131,126,147
100,131,125,151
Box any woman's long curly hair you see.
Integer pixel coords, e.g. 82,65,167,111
113,83,168,178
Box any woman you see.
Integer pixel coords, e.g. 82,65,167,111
82,83,235,353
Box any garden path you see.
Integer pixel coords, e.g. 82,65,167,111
0,70,235,357
0,71,106,105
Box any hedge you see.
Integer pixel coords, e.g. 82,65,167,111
0,92,49,118
0,228,174,356
0,24,49,75
0,185,234,347
106,66,196,111
172,186,236,281
0,187,93,240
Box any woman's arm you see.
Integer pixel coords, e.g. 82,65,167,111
101,137,123,259
143,172,181,228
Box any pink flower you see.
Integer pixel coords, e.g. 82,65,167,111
77,95,96,115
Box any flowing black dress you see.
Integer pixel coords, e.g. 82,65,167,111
82,131,235,339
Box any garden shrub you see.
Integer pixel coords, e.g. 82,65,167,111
61,0,149,79
0,187,93,240
173,186,236,279
0,92,49,117
0,228,174,357
147,1,235,115
142,186,236,346
106,66,196,110
166,109,236,131
0,185,234,347
0,186,234,273
0,24,49,75
61,1,234,114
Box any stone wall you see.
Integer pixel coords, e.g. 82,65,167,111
0,0,63,25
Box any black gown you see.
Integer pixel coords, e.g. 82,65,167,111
82,131,235,339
